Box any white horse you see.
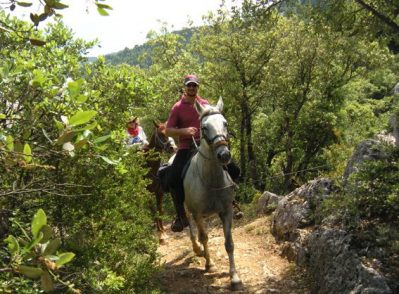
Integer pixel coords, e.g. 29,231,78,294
183,97,243,291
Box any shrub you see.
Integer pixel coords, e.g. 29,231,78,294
1,209,76,293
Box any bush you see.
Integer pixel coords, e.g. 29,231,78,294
348,146,399,223
55,149,159,293
1,209,76,293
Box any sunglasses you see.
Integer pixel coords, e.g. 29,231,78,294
186,83,198,88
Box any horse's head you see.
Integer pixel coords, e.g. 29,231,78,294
195,97,231,165
151,120,177,154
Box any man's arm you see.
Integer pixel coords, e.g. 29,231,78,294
165,127,197,138
165,104,197,138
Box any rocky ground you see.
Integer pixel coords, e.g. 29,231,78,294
155,215,310,294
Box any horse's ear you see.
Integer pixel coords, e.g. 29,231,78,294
216,96,224,112
152,120,160,128
194,99,206,115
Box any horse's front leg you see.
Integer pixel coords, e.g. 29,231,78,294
219,208,243,291
194,215,216,272
155,189,168,245
187,212,203,257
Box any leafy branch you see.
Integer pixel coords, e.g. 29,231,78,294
4,209,78,292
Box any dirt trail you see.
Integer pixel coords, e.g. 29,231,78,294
155,216,310,294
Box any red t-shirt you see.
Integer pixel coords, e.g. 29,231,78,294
166,95,209,149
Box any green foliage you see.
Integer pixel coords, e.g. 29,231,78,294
101,0,398,197
183,2,396,194
236,183,259,204
322,145,399,286
304,0,399,53
1,14,160,293
3,0,112,28
349,148,399,222
59,150,158,293
2,209,76,293
84,266,126,292
323,145,399,227
104,27,197,68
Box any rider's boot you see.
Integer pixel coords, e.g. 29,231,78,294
170,189,189,232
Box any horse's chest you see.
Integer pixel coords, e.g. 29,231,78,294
184,158,234,213
186,188,233,214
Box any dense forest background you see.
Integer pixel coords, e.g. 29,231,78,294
1,0,398,292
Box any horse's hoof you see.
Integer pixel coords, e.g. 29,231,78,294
231,281,244,291
158,233,168,245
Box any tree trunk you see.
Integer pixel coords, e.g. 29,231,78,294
283,119,295,192
239,105,246,182
245,104,260,189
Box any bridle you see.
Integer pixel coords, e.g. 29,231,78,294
191,111,230,161
200,111,229,148
154,128,175,153
192,111,236,190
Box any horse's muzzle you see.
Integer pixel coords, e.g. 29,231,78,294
216,146,231,165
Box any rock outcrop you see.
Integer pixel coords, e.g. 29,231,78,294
343,139,390,184
264,137,395,293
256,191,281,215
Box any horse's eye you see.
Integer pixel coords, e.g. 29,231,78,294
224,121,228,128
201,126,208,131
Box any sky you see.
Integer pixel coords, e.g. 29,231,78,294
9,0,239,56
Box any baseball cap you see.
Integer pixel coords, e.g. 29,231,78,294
184,74,199,86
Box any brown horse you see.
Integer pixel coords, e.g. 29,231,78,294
144,121,176,244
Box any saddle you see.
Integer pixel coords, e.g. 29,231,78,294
157,163,170,192
181,154,194,181
157,151,197,193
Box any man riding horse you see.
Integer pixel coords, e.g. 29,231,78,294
164,74,241,232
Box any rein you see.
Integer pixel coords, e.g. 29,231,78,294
191,136,212,161
191,111,230,161
154,128,174,153
190,110,236,190
200,111,229,147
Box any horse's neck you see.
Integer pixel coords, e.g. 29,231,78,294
198,142,213,162
147,134,157,150
147,132,164,153
143,137,162,170
197,143,225,182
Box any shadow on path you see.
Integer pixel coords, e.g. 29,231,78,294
154,217,311,294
